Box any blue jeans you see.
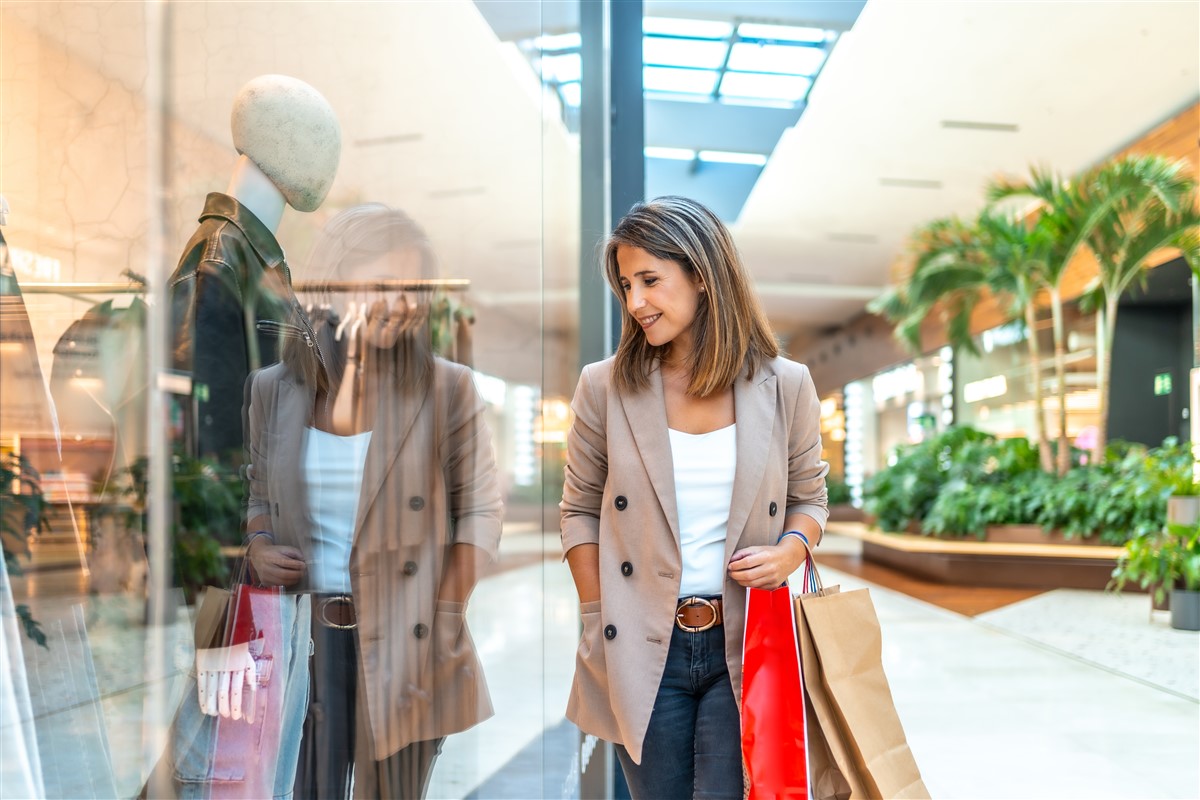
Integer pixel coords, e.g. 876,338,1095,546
615,622,743,800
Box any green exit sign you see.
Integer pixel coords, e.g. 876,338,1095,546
1154,372,1173,396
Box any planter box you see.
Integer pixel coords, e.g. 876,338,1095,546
983,525,1110,546
896,522,1110,546
827,504,864,523
837,524,1125,591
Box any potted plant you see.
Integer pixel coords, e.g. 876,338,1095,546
1161,523,1200,631
1143,437,1199,526
1165,471,1199,528
1111,522,1200,627
1110,530,1174,611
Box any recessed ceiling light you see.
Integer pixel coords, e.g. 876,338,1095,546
941,120,1019,132
879,178,943,189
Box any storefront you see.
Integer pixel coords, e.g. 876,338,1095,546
843,348,953,506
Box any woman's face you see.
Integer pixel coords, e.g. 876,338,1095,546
616,244,703,355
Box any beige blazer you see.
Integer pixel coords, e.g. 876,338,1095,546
245,358,503,760
560,356,828,764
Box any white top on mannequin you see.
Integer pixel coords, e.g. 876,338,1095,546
669,423,737,597
226,156,285,233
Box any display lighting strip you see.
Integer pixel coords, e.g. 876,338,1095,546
520,17,838,119
843,381,865,508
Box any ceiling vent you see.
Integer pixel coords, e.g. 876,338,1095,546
941,120,1019,132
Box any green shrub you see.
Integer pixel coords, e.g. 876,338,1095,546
864,427,1187,544
826,476,852,505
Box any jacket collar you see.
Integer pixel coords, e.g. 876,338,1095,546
198,192,286,270
617,360,777,556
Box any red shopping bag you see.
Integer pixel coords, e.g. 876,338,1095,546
207,584,286,799
741,585,808,800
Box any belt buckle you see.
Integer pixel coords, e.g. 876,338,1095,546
317,594,357,630
675,596,717,633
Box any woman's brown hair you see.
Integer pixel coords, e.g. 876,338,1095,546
603,196,779,397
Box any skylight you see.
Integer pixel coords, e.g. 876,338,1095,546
644,66,720,95
518,17,839,119
720,72,812,102
643,37,729,70
643,17,733,40
726,42,826,76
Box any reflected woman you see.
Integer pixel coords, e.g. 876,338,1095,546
560,197,828,799
244,204,502,798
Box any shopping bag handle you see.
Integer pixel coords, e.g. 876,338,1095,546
796,536,824,595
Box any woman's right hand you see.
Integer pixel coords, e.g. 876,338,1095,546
247,538,306,587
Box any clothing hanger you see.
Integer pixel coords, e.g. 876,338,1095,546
335,301,357,341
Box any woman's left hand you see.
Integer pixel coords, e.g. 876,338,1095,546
728,538,806,589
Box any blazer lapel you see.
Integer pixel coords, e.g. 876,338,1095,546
724,366,777,563
354,376,427,534
617,365,680,546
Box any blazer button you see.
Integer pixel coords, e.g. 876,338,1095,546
614,496,628,511
413,623,429,639
403,561,418,576
769,501,778,517
409,496,425,511
621,562,633,577
604,624,617,640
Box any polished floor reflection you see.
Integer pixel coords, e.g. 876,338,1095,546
6,530,1198,799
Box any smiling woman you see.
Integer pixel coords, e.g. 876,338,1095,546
562,196,829,799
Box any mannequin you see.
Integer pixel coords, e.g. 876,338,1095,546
152,75,340,800
169,74,341,464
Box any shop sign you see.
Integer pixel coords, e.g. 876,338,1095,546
1154,372,1173,396
872,364,920,403
963,374,1007,403
8,247,62,282
981,322,1025,353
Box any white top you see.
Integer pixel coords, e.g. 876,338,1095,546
669,424,737,597
303,427,372,593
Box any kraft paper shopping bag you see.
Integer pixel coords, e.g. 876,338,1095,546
799,588,929,800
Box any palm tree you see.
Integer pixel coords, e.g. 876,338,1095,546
1077,154,1200,463
871,217,988,355
988,168,1120,475
974,210,1056,472
871,212,1056,471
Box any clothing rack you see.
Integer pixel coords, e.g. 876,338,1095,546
18,278,471,295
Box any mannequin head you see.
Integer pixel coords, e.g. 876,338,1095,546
231,75,341,212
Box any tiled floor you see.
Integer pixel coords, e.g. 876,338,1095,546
3,530,1198,799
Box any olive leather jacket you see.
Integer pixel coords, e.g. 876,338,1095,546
168,192,295,462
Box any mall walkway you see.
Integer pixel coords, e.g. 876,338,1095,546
5,528,1198,799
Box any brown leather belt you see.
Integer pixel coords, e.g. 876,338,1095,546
315,594,357,630
675,596,723,633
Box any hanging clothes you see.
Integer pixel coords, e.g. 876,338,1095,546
49,298,150,492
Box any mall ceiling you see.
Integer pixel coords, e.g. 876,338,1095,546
472,0,1199,354
7,0,1199,389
